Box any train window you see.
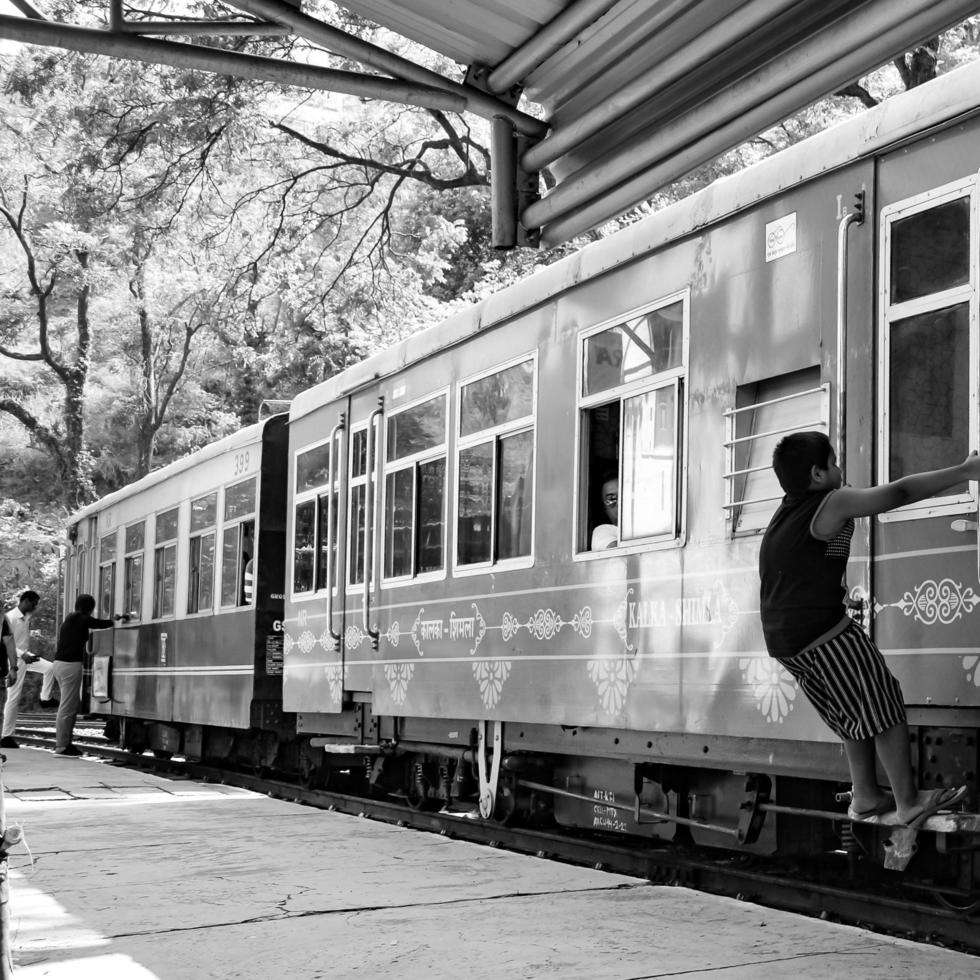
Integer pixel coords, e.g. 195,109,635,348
293,438,339,596
880,179,976,515
123,522,144,620
348,427,369,586
383,393,448,580
456,358,535,568
723,369,829,536
98,532,117,618
152,508,178,619
220,477,257,607
187,492,217,614
578,295,687,553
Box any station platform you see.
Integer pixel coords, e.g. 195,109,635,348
1,747,978,980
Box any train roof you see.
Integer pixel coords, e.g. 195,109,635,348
290,55,980,425
67,416,280,528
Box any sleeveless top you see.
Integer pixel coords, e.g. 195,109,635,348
759,489,854,658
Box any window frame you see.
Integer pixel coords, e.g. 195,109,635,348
723,373,830,538
381,387,450,587
219,476,257,610
187,491,218,616
877,175,979,523
291,432,340,601
452,352,538,576
152,506,179,620
573,289,690,560
346,421,372,590
123,521,145,621
98,530,117,618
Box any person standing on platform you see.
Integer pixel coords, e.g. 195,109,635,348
53,594,128,757
760,431,973,829
0,618,17,763
1,590,57,749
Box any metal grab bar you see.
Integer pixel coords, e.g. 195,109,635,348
363,400,384,646
325,415,345,647
836,189,865,481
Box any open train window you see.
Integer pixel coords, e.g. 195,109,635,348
293,436,338,595
98,531,117,618
152,507,178,619
187,491,217,614
220,477,256,607
879,177,977,520
123,522,144,620
577,293,688,553
455,356,536,570
723,369,829,536
383,391,448,581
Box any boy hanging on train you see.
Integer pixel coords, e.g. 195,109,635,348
759,431,974,828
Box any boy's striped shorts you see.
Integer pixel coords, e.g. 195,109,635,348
776,621,907,741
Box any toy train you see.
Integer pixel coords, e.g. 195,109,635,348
65,59,980,886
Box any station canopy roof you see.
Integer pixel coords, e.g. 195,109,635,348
2,0,980,246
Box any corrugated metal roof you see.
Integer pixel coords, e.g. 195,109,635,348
328,0,980,244
5,1,980,244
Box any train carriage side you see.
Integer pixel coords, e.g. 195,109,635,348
282,61,980,877
67,416,289,763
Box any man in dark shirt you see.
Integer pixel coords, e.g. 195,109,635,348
53,594,127,757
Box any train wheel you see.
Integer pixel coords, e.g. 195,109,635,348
153,749,173,761
303,764,330,791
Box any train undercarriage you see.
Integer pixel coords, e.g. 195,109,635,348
103,706,980,893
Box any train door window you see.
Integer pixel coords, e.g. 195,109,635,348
98,532,117,618
577,293,688,553
723,368,829,536
348,426,369,586
879,178,977,518
123,522,144,620
220,477,256,607
187,491,217,614
456,356,536,569
383,392,448,581
152,508,178,619
293,439,337,595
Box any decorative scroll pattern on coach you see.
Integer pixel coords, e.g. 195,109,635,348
877,577,980,626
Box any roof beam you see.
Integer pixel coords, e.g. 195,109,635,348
486,0,619,94
534,0,980,244
225,0,547,137
0,14,468,111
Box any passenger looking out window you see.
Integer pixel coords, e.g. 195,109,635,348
579,295,687,552
591,475,619,550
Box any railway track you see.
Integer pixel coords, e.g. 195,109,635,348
14,714,980,955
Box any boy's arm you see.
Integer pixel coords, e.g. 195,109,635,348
816,452,980,534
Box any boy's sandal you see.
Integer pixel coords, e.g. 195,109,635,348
905,785,968,831
847,798,895,821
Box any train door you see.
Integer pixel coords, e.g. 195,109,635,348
340,394,383,696
286,406,346,715
871,122,980,707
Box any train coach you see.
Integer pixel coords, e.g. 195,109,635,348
66,58,980,887
65,415,291,767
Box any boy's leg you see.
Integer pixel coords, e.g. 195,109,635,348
843,737,893,814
